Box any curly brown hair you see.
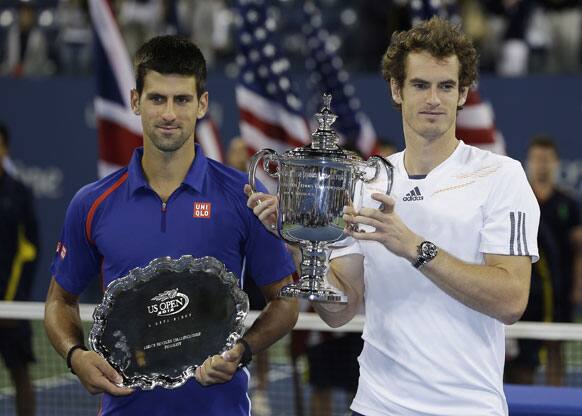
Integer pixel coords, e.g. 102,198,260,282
381,17,478,109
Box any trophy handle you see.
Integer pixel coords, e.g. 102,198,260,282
363,156,394,196
248,148,279,193
347,156,394,234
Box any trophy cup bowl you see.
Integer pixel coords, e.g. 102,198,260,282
248,94,393,303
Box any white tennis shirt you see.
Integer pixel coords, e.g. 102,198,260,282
331,141,540,416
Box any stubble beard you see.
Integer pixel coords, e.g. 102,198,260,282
150,129,191,153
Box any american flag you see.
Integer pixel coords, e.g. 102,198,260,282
234,0,311,154
302,1,377,157
196,114,225,163
88,0,223,179
409,0,506,155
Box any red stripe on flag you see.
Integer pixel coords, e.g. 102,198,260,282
240,108,307,149
207,117,225,161
464,89,482,105
456,127,496,144
98,119,142,166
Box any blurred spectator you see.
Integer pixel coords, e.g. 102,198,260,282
179,0,232,68
459,0,490,46
115,0,166,58
537,0,582,73
1,3,54,76
0,121,39,416
226,136,250,172
524,135,582,385
2,1,581,76
55,0,92,75
481,0,535,76
351,0,394,72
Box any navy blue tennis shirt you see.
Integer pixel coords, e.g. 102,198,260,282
51,145,295,415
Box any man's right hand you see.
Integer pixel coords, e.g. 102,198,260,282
244,184,279,236
71,349,134,396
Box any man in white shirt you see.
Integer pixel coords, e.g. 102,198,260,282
246,16,539,416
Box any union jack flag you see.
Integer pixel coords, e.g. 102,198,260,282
88,0,223,178
409,0,506,155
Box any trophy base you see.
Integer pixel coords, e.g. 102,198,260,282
279,280,347,304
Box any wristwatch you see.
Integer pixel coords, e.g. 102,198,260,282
413,241,438,269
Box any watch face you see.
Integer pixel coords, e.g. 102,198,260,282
421,242,437,258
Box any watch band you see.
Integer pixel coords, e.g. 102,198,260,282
413,256,428,269
236,338,253,367
66,344,88,375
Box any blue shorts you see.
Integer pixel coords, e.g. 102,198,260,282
0,320,35,369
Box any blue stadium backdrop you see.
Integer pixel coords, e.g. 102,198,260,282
0,75,581,301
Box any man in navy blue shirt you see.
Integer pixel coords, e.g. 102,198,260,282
44,35,297,416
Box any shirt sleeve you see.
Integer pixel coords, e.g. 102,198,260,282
480,160,540,262
244,179,296,286
50,187,101,295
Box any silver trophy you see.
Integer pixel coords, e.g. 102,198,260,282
248,94,393,303
89,255,249,390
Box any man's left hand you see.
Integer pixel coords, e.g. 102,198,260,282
194,342,245,386
343,193,422,262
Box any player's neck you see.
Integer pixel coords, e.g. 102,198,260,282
403,133,458,176
141,140,195,202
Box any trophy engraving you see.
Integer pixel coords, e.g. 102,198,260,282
248,94,393,303
89,255,249,390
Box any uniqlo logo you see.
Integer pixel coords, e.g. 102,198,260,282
193,202,211,218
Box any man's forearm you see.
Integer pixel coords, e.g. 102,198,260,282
418,249,531,324
313,254,365,328
44,280,85,359
45,300,85,359
285,243,353,326
242,297,298,354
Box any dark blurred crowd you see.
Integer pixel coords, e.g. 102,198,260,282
0,0,581,78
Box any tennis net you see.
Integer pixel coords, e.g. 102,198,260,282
0,301,581,416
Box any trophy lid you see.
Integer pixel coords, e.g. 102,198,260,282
311,94,339,151
283,94,361,163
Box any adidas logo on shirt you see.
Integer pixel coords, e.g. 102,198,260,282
403,186,424,201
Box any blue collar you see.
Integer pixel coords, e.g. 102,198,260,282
127,144,208,195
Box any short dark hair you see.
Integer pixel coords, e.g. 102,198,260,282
0,122,9,148
528,135,559,157
382,17,478,110
134,35,207,98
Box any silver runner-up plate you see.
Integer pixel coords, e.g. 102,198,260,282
88,255,249,390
